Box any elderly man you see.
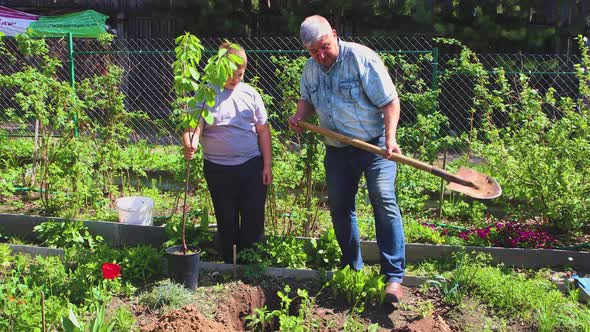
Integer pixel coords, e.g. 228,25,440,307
288,15,405,302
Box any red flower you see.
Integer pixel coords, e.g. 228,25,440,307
102,262,122,279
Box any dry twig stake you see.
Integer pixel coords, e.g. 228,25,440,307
233,244,237,279
41,291,45,332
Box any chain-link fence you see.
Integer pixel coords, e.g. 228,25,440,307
71,36,436,145
0,36,582,158
438,53,579,140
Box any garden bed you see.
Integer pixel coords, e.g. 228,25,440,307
2,213,590,272
116,271,528,332
3,241,588,331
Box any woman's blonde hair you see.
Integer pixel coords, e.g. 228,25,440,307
219,41,247,69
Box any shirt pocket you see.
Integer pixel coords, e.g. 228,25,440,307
307,83,320,106
338,80,360,103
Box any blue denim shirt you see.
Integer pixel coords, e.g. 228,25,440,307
300,40,398,147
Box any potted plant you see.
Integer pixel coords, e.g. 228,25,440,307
165,33,243,289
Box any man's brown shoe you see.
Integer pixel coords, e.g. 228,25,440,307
384,282,403,303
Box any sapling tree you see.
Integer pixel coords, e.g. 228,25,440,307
171,33,243,253
77,64,147,201
0,33,88,213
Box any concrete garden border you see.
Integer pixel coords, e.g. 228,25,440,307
8,244,65,258
0,213,166,248
1,213,589,271
198,261,429,287
3,241,428,286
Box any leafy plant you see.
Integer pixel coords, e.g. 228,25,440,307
270,55,325,236
112,306,136,332
395,165,437,213
426,251,481,305
237,247,269,280
0,132,30,199
0,244,11,269
246,285,317,332
64,245,134,305
258,235,307,269
416,300,435,319
0,254,70,331
422,251,590,329
403,218,444,244
246,305,276,332
307,228,341,270
330,266,386,304
535,295,560,332
62,304,115,332
120,245,162,284
342,302,379,332
33,221,103,249
441,198,486,224
163,207,215,258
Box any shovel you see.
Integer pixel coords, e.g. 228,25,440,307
297,121,502,200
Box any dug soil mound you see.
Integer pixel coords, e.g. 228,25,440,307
142,283,266,332
143,305,226,332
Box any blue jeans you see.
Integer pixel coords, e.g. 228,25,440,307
324,135,405,283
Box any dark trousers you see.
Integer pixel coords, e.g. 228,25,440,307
203,156,267,263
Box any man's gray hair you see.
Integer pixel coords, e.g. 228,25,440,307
300,15,333,47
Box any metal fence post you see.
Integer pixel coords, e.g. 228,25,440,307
432,47,439,90
431,47,446,218
67,32,78,137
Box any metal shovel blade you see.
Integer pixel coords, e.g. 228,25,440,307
447,167,502,199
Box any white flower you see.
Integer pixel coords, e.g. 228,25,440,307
568,257,573,261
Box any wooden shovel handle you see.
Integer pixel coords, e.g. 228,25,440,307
298,121,477,188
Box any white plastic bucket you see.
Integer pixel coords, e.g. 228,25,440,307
115,196,154,226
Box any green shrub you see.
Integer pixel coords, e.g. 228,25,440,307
441,37,590,232
121,245,162,284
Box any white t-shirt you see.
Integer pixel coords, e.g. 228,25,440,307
200,83,268,165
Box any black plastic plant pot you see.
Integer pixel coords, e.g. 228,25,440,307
165,245,202,290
